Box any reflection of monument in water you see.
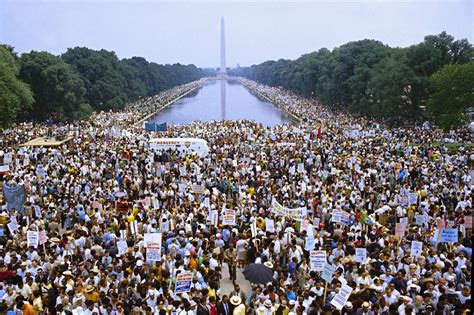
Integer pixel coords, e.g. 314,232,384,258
219,17,227,119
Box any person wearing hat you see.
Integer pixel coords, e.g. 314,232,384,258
230,296,245,315
83,285,99,303
255,299,275,315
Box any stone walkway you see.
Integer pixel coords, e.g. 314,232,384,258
219,265,252,297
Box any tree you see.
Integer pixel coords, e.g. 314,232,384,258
365,49,420,120
0,46,33,127
19,51,91,121
427,62,474,129
62,47,129,110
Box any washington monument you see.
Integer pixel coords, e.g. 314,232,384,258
220,17,226,75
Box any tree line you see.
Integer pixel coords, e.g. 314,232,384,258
230,32,473,129
0,46,203,127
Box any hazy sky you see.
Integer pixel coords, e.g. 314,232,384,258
1,0,472,68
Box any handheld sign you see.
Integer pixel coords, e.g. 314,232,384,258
355,248,367,263
27,231,39,248
322,263,334,283
265,218,275,233
175,272,193,293
117,240,129,256
410,241,423,257
222,210,236,226
438,228,458,243
146,246,161,262
395,223,406,238
330,284,353,310
310,250,326,271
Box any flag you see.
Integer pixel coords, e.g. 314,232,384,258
2,183,26,212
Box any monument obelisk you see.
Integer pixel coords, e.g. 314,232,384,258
219,17,226,77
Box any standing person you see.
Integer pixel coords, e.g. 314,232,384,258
217,295,233,315
230,296,245,315
225,244,238,283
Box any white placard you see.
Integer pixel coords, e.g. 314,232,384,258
355,248,367,263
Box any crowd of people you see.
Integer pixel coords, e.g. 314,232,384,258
0,77,472,315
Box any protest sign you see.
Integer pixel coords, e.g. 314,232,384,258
146,246,161,261
355,248,367,263
2,183,26,212
415,214,425,225
39,230,47,245
250,221,257,238
222,210,236,226
410,241,423,257
192,184,206,194
465,216,472,229
310,250,326,271
175,272,193,293
399,217,408,225
408,193,418,205
395,223,406,238
305,236,315,251
438,228,458,243
322,263,334,283
265,218,275,233
144,233,162,249
118,240,129,256
330,284,353,310
27,231,39,248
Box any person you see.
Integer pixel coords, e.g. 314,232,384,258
225,244,238,283
217,295,233,315
230,296,245,315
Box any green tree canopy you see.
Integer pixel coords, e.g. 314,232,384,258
0,46,33,127
427,62,474,129
19,51,91,121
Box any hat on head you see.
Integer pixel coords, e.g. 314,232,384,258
136,260,144,267
345,302,353,310
362,302,370,308
264,299,272,308
85,285,95,293
62,271,73,277
230,296,242,306
263,261,274,269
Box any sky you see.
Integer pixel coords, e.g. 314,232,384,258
0,0,472,68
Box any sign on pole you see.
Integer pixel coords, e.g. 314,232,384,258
321,263,334,283
330,284,353,310
27,231,39,248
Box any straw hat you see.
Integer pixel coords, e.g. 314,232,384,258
230,296,242,306
263,261,274,269
85,285,95,293
264,299,273,308
62,271,73,277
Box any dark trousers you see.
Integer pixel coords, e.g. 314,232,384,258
228,263,237,281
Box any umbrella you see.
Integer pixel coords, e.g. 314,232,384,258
242,263,274,284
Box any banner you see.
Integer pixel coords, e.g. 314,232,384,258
310,250,326,271
410,241,423,257
145,122,167,132
332,210,351,225
271,198,306,222
330,284,353,310
175,272,193,293
355,248,367,263
2,183,26,212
